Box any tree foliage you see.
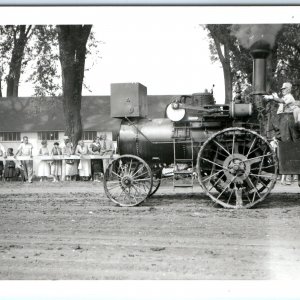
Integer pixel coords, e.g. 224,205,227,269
27,25,61,97
205,24,300,138
0,25,100,98
205,24,253,104
0,25,34,97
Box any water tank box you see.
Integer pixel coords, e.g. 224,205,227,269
111,83,148,118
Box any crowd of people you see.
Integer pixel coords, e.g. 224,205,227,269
0,134,114,183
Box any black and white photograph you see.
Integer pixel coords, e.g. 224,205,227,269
0,4,300,293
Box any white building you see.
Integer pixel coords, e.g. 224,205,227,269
0,94,172,176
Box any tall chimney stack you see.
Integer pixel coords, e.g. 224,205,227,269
250,40,271,95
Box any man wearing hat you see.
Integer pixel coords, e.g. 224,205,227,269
264,82,299,185
264,82,298,142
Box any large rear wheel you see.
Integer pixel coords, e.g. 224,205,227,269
197,128,278,208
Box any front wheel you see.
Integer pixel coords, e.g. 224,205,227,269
103,155,153,206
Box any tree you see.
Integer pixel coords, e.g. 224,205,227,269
205,24,253,104
0,25,33,97
205,25,234,104
27,25,61,97
57,25,92,147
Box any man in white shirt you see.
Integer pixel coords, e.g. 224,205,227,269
14,136,33,183
264,82,299,142
264,82,299,185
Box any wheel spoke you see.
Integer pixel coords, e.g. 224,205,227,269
247,145,262,157
111,171,122,179
106,182,122,191
134,182,149,194
202,169,224,183
244,153,273,165
251,164,276,171
128,159,133,173
133,170,150,179
208,173,226,192
200,157,228,170
216,175,237,200
132,164,146,177
249,172,276,179
232,132,236,155
213,139,231,156
133,177,152,182
245,177,261,202
226,186,235,204
246,137,257,157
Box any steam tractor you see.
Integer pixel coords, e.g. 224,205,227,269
103,40,297,209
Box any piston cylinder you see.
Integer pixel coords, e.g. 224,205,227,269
230,103,253,118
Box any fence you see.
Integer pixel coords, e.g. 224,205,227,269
0,154,119,161
0,154,120,181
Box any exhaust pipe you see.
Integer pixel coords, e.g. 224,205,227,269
250,40,271,95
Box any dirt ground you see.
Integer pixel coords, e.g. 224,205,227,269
0,180,300,280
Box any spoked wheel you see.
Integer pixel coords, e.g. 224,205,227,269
104,155,153,206
148,170,162,197
197,127,278,208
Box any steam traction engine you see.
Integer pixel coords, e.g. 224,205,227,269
103,41,279,209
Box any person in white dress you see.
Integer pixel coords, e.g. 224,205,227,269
75,140,91,180
62,140,78,181
50,142,62,182
37,140,51,181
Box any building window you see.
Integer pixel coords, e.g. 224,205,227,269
83,131,97,141
38,131,59,141
0,132,21,141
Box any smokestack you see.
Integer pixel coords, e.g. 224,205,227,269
250,40,271,95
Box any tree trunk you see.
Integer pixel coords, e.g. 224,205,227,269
209,32,233,104
222,56,233,104
0,75,2,98
57,25,92,148
6,25,31,97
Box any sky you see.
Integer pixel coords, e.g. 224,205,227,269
0,5,299,105
12,7,226,102
82,14,225,101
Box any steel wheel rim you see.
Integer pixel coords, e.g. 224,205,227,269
197,127,278,208
103,155,153,207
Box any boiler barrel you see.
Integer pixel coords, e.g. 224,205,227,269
119,118,184,164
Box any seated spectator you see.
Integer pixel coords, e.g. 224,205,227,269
37,140,51,182
50,142,62,182
4,148,17,182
